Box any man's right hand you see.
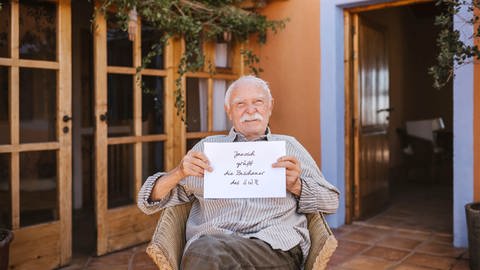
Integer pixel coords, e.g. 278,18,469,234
177,151,213,178
150,151,212,201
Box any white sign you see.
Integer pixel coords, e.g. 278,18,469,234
203,141,286,199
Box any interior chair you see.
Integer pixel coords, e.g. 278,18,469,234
146,202,338,270
398,118,450,182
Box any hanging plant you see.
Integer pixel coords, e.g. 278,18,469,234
95,0,288,120
430,0,480,89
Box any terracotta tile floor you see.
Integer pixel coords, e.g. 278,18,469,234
327,182,469,270
59,183,470,270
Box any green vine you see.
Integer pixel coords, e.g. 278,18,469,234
96,0,288,120
430,0,480,89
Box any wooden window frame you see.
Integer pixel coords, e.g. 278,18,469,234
183,40,244,151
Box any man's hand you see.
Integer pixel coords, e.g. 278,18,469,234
272,156,302,197
178,150,213,178
151,151,212,201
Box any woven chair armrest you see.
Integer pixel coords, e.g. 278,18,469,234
304,212,338,270
146,202,193,270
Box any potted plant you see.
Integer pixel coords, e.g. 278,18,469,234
465,202,480,270
0,229,13,270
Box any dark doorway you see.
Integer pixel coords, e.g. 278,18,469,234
353,2,453,233
71,0,96,256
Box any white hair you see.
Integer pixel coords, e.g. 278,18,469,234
224,75,272,109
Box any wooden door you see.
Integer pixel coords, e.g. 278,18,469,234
0,0,72,268
352,15,391,219
92,10,171,255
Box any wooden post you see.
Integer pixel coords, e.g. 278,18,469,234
58,0,72,265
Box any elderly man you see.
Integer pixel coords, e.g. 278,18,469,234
138,75,339,270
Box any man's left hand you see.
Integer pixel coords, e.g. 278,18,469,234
272,156,301,197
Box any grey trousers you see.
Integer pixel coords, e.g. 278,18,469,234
181,234,303,270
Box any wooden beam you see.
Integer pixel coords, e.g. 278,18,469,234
18,59,59,70
164,38,175,171
107,135,168,145
207,78,213,132
10,151,19,231
352,13,361,219
186,131,227,139
0,142,60,153
176,39,187,160
134,17,143,196
346,0,434,13
343,11,353,224
185,71,238,80
140,69,168,77
93,8,109,256
106,66,136,74
0,58,13,66
10,0,20,230
238,0,288,9
57,0,72,265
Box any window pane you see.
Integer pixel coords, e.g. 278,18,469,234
212,80,232,131
107,15,133,67
0,0,10,58
0,154,11,229
0,67,9,144
141,23,164,70
20,68,57,143
142,76,165,134
187,138,201,151
108,144,134,208
108,74,133,137
19,0,57,61
20,150,58,227
142,142,164,181
186,77,208,132
215,43,232,68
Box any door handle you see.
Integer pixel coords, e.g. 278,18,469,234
99,113,108,122
63,115,72,122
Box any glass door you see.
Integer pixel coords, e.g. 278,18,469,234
0,0,72,268
93,9,171,255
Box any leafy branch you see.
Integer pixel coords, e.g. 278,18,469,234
430,0,480,89
96,0,288,119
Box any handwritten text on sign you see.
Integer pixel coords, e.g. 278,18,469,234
203,141,286,198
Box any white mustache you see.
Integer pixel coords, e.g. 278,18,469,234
240,113,263,123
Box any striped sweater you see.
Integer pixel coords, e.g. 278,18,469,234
137,128,340,262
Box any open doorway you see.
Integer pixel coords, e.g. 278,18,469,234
346,2,453,234
71,0,96,256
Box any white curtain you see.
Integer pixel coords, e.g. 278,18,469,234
215,43,228,68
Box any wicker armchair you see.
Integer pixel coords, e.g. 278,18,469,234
146,203,338,270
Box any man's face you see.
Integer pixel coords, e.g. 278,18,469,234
225,84,273,140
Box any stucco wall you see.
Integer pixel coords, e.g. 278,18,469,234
255,0,321,165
